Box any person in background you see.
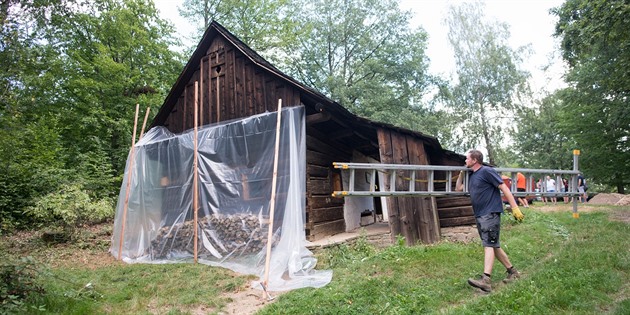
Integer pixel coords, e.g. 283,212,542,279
516,172,529,208
456,150,522,293
545,175,557,205
537,178,547,204
560,178,569,203
578,173,588,203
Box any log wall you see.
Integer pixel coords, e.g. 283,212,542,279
305,131,352,240
434,154,474,228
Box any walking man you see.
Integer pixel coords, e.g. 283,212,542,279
456,149,523,292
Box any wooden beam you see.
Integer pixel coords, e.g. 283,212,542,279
439,216,476,227
306,219,345,241
306,112,331,125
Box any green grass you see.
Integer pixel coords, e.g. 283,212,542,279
3,205,629,314
16,263,252,314
259,205,630,315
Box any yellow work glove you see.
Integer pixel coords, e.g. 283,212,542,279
512,206,524,222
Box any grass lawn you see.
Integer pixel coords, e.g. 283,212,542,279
2,203,628,314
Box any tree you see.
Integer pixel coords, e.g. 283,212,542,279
553,0,630,192
0,0,183,229
282,0,434,130
178,0,299,58
513,94,575,170
443,1,530,165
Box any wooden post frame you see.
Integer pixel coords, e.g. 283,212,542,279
118,104,140,260
139,107,151,140
262,99,282,298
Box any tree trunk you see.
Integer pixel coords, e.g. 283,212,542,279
615,173,625,194
479,106,495,165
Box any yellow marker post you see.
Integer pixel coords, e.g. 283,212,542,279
572,149,580,219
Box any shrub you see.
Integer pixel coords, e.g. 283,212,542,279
0,256,46,314
25,184,114,240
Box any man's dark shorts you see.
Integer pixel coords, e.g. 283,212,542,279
475,213,501,248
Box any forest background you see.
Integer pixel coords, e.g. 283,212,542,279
0,0,628,233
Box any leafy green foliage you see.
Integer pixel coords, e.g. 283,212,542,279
514,94,576,170
0,0,183,229
0,256,47,314
318,234,378,269
552,0,630,192
442,1,531,165
25,184,114,238
179,0,298,58
282,0,434,130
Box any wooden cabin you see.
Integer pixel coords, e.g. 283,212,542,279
150,21,473,245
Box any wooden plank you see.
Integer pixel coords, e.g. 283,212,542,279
405,135,440,243
182,84,188,130
377,128,401,242
436,196,472,208
438,206,474,218
306,149,335,167
308,195,344,209
265,78,275,112
391,132,418,245
307,178,332,195
245,61,255,116
306,126,353,156
307,206,344,223
306,134,352,161
427,197,440,243
211,53,214,124
440,216,476,227
228,48,236,120
307,164,330,178
306,219,346,241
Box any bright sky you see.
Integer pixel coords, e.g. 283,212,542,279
154,0,566,94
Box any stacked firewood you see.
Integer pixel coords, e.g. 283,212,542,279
149,213,271,259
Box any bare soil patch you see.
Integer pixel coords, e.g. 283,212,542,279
217,286,279,315
588,193,626,205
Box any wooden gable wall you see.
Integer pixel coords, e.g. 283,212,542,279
163,37,302,133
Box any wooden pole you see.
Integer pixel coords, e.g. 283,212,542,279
262,99,282,299
118,103,140,260
193,81,200,263
139,107,151,140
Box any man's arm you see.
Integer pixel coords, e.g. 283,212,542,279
456,171,465,191
500,183,524,221
499,183,519,210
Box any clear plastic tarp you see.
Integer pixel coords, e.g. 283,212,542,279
110,106,332,291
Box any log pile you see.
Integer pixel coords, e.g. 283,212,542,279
150,213,271,259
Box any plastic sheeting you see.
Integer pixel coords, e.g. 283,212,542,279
110,106,332,291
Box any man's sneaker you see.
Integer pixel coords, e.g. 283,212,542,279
468,274,492,292
503,268,521,283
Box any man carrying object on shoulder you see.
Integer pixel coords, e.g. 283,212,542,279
456,149,523,292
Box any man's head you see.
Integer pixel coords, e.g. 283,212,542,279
465,150,483,169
